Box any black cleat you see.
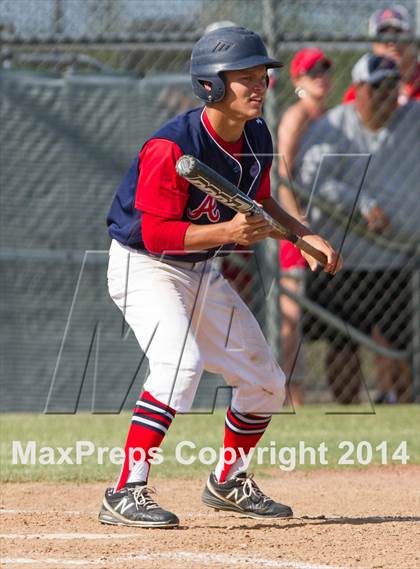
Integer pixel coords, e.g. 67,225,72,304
99,483,179,528
202,472,293,519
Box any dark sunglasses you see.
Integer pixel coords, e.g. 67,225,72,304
305,61,331,78
369,77,400,90
378,26,403,35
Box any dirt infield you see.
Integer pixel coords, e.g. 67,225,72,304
1,466,419,569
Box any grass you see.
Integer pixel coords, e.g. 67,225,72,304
0,405,418,482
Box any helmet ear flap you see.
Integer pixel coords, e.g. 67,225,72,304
192,73,226,102
212,71,226,102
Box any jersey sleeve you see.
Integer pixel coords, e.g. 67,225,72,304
135,139,190,218
255,164,271,201
135,138,192,253
141,212,190,254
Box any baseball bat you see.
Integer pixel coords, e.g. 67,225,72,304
175,154,328,266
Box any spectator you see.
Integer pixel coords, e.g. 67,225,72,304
296,54,419,404
277,48,332,406
343,4,419,105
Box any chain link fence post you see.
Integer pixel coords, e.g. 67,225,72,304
412,246,420,401
260,0,281,361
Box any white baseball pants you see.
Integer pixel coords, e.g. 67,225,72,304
108,239,285,413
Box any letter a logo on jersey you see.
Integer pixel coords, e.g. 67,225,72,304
187,195,220,222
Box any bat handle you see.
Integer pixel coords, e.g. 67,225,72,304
295,236,329,266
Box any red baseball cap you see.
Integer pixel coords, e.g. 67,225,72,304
290,48,331,78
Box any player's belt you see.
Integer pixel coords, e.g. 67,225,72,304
114,241,212,271
154,256,208,271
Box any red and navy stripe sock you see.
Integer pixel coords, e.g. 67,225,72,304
215,406,271,483
114,391,176,491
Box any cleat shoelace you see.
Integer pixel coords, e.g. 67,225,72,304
239,474,271,503
130,485,160,510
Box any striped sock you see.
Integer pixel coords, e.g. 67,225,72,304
114,391,176,491
215,407,271,483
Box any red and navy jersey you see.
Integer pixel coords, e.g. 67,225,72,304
107,106,273,262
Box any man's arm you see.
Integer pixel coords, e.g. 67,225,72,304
262,196,311,239
261,196,342,273
277,106,309,224
184,212,273,250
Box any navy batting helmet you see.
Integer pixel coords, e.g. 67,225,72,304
190,27,282,103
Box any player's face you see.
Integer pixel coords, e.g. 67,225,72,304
221,65,268,120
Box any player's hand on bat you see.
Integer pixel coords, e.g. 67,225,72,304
301,234,343,274
364,205,390,234
228,212,272,245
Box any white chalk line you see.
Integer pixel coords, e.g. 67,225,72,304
0,552,350,569
0,509,94,515
0,533,141,540
0,509,208,519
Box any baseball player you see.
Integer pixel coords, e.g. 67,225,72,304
99,26,341,528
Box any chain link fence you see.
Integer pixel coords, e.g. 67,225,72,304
1,0,419,412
